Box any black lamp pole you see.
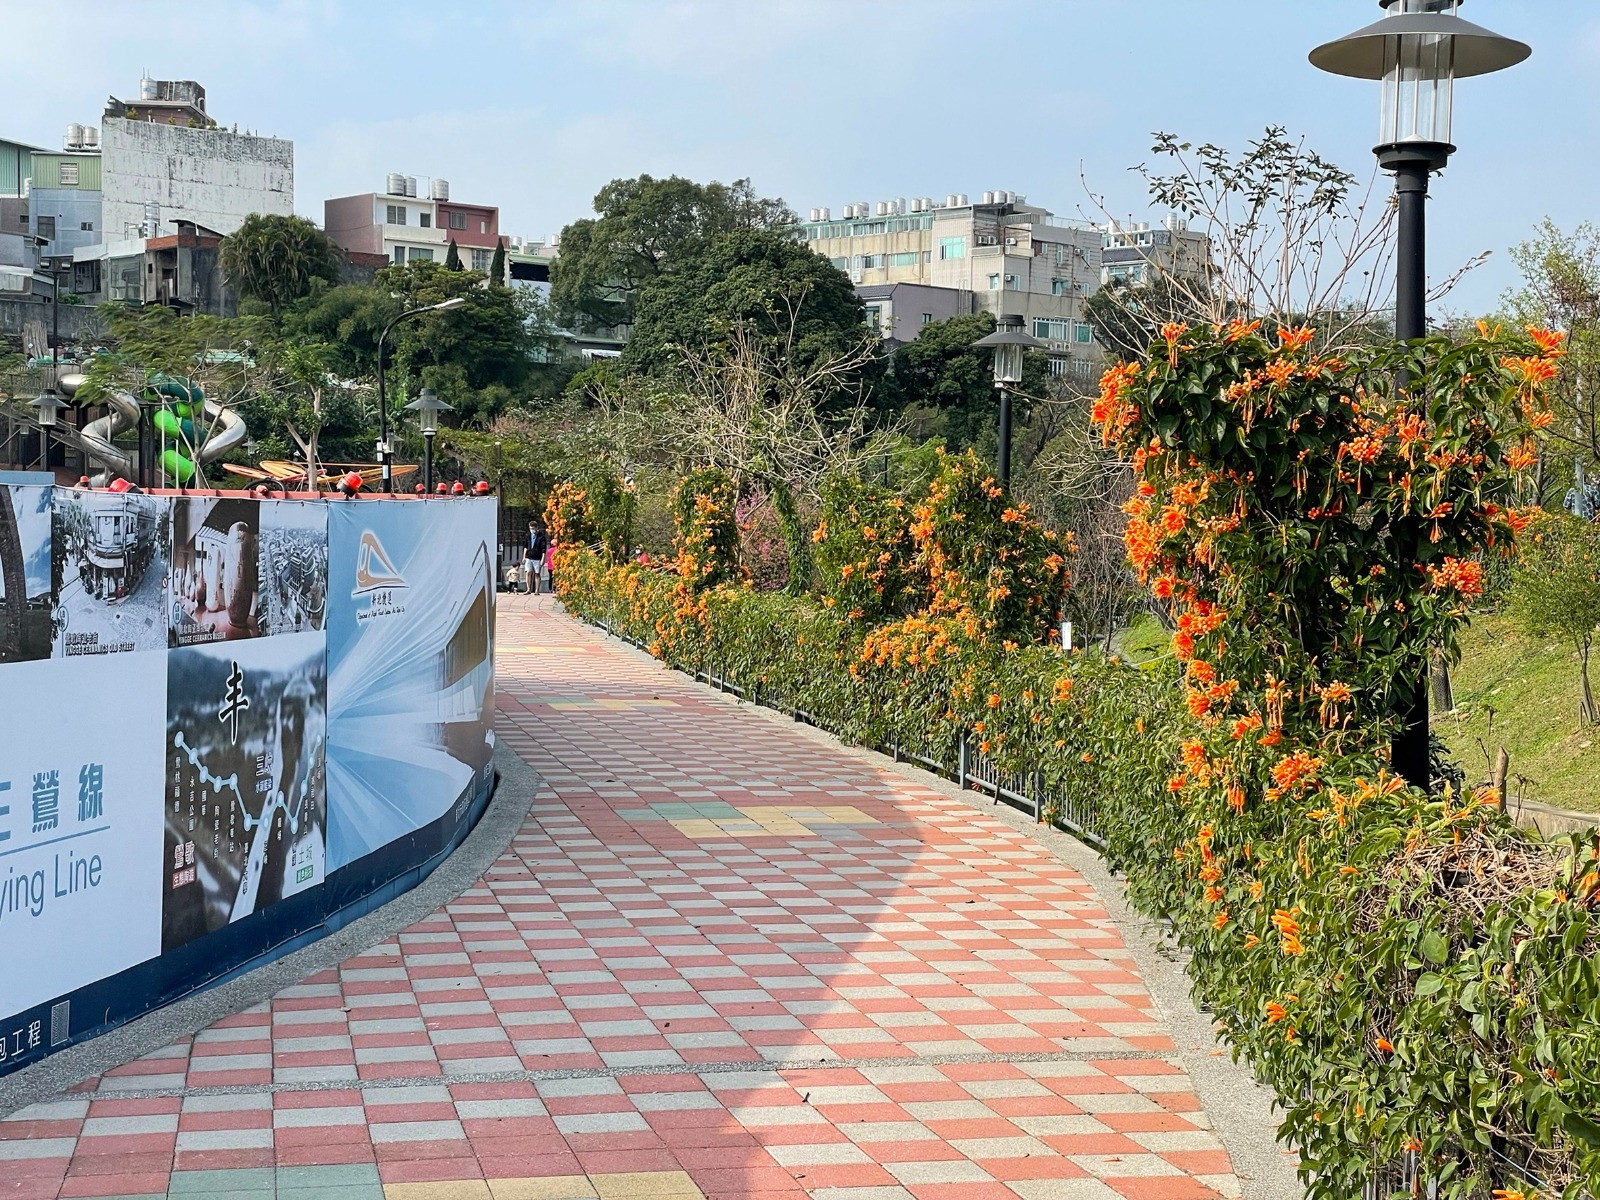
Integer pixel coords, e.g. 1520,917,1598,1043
996,388,1013,487
973,314,1045,490
1311,0,1530,790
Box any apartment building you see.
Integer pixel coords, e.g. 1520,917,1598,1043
793,191,1102,378
324,175,501,270
1100,216,1213,287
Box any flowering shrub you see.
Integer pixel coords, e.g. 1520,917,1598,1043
551,325,1600,1199
812,475,921,622
671,468,740,591
544,481,594,549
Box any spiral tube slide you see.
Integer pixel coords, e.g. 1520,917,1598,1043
62,373,248,486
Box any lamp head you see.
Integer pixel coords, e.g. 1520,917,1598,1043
30,388,62,429
973,314,1047,386
1309,0,1529,166
403,385,453,433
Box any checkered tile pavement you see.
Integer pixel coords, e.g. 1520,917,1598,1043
0,595,1242,1199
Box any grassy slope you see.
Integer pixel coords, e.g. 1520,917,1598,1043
1115,611,1599,812
1435,610,1600,813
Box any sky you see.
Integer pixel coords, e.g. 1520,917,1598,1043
2,0,1591,317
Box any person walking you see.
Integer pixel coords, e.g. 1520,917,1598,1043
527,520,549,596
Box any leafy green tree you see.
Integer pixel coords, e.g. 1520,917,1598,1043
550,175,794,330
443,239,462,271
883,312,1048,452
219,213,342,312
489,238,506,288
1511,512,1600,725
623,228,862,379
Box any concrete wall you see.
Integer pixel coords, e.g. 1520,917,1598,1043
0,296,105,340
29,187,102,257
323,193,383,255
101,118,292,239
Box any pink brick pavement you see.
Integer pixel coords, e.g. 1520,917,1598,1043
0,595,1244,1200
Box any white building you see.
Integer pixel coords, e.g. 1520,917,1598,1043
793,192,1102,379
98,78,292,241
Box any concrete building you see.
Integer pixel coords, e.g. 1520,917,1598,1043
857,281,974,344
1100,216,1213,288
98,77,293,242
28,142,103,258
74,220,231,315
324,175,501,269
793,191,1102,379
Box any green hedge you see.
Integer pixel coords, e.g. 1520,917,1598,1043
556,547,1600,1200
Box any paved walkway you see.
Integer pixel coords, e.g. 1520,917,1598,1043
1,596,1246,1200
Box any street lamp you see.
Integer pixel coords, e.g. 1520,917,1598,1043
973,314,1046,487
403,386,453,494
376,295,467,493
1311,0,1529,790
30,388,62,470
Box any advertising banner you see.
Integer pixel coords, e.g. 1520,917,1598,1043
326,499,495,870
0,652,165,1036
0,484,52,665
162,631,327,953
52,490,172,657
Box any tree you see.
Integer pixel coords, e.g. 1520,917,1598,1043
623,228,864,380
1510,511,1600,725
219,213,342,312
489,238,506,288
1501,219,1600,482
0,486,26,661
550,175,794,330
443,239,462,271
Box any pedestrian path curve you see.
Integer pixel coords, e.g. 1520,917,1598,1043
1,595,1256,1200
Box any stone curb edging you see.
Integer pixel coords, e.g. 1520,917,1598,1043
0,743,543,1119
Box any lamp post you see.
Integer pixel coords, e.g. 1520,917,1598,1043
29,388,62,471
403,386,452,495
973,314,1046,487
1311,0,1529,790
376,296,466,493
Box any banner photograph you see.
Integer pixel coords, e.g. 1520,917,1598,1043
162,631,327,953
170,498,262,646
52,490,172,658
326,500,496,871
0,484,52,665
0,653,165,1038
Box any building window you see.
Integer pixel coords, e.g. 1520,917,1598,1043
419,213,431,228
887,251,920,267
386,205,406,225
37,215,55,240
449,212,467,230
938,236,966,260
409,246,433,262
987,273,1000,290
865,306,881,330
1004,273,1019,290
921,313,933,325
1051,279,1070,296
480,220,488,234
80,221,93,231
471,248,492,271
860,254,882,269
59,162,79,186
1074,321,1093,344
1033,317,1072,341
393,246,406,264
830,257,848,270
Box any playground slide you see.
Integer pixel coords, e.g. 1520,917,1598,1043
61,372,248,487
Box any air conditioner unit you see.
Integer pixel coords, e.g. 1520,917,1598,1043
1005,237,1017,246
850,269,864,284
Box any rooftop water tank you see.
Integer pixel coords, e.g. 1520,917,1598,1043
83,127,99,148
430,178,449,201
65,124,84,149
386,172,406,196
819,207,830,221
404,176,418,197
139,76,158,100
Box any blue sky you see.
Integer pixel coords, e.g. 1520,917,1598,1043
4,0,1590,316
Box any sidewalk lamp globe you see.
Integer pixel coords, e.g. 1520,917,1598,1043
974,314,1045,386
1309,0,1529,171
404,386,452,434
30,387,63,430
